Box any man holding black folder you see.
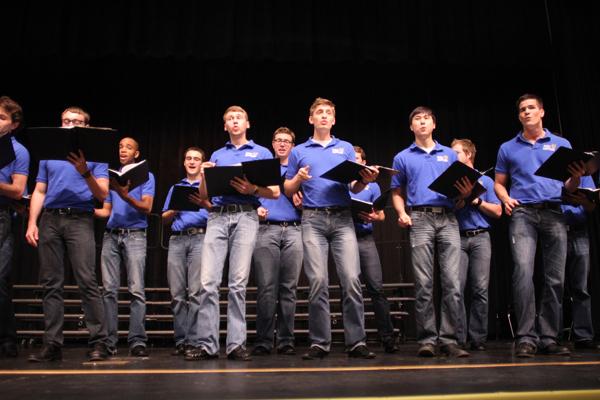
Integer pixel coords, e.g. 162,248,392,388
161,147,209,358
391,106,470,358
193,106,279,361
95,137,155,357
0,96,29,358
25,107,110,362
494,93,584,357
285,97,378,360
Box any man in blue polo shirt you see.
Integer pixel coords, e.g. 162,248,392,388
95,137,155,357
451,139,502,351
391,106,471,358
0,96,29,359
285,97,378,360
350,145,397,353
161,147,209,358
25,106,109,362
495,93,584,357
192,106,280,361
251,127,303,357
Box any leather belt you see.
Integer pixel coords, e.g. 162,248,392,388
518,202,561,211
260,220,301,227
44,208,93,215
303,206,349,212
171,227,206,235
106,228,146,234
460,228,488,237
408,206,449,214
210,204,256,213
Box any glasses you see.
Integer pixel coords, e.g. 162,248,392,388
273,138,293,145
62,118,86,126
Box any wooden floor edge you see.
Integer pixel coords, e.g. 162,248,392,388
292,390,600,400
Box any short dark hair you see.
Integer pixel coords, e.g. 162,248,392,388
409,106,436,125
353,145,366,161
62,106,90,124
272,127,295,143
516,94,543,111
0,96,23,125
183,146,205,162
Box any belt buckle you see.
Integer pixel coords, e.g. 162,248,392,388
58,208,69,215
281,221,289,227
466,230,476,237
226,204,238,213
187,227,198,235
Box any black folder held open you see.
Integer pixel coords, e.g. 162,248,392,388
534,146,600,182
351,189,391,219
320,160,378,184
168,185,201,211
108,160,149,191
204,158,280,197
428,161,483,199
0,134,16,169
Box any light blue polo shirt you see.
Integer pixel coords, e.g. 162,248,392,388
106,172,155,229
162,179,208,231
37,160,108,211
562,175,596,228
495,129,572,203
390,141,457,208
286,136,355,208
0,136,29,206
350,181,381,235
209,140,273,207
260,164,301,222
455,175,500,231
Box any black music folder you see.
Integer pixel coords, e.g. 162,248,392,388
108,160,149,191
21,127,119,166
320,160,377,184
464,181,487,204
428,161,482,199
562,187,600,205
534,146,599,182
0,134,16,169
351,189,391,219
204,158,281,197
168,185,201,211
375,165,400,176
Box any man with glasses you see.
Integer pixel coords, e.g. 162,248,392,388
251,127,303,356
26,106,110,362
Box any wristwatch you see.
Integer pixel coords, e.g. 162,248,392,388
475,198,483,208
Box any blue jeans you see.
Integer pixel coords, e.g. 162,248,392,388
566,228,594,342
509,206,567,348
408,211,461,346
357,233,394,342
0,210,16,346
457,232,491,345
252,223,303,350
167,232,204,347
101,230,148,349
301,209,366,351
38,211,107,347
195,210,258,355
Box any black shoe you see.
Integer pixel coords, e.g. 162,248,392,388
417,343,436,357
107,346,117,356
440,343,470,358
130,345,149,357
184,347,218,361
227,346,252,361
277,345,296,355
251,346,271,356
574,340,600,350
470,342,486,351
88,343,109,362
0,343,18,358
515,342,536,358
28,344,62,362
172,343,186,356
383,339,398,354
539,343,570,356
348,345,376,359
302,346,328,360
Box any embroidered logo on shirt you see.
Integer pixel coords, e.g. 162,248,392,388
332,148,345,154
437,155,449,162
245,151,259,158
542,144,557,152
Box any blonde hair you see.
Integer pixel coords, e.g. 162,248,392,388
309,97,336,117
222,105,249,122
451,138,476,163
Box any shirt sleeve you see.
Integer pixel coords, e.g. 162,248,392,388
495,145,508,175
13,144,30,176
36,160,48,183
390,154,406,189
286,148,299,180
142,172,156,197
162,186,174,212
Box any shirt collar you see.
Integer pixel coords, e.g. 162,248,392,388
306,135,339,148
516,128,552,144
225,139,255,150
179,178,200,186
409,140,443,154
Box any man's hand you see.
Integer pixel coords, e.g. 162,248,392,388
257,206,269,221
110,178,130,199
230,176,258,195
25,225,39,247
359,166,379,184
296,165,312,182
567,160,587,179
292,191,303,208
454,176,474,200
397,212,412,228
503,197,520,216
67,150,89,175
358,210,378,223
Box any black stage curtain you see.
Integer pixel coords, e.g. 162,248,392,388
5,0,600,338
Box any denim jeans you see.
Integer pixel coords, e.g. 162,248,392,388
408,211,461,346
101,230,148,349
252,224,303,350
301,209,366,351
167,232,204,347
0,210,17,346
195,210,258,355
566,228,594,342
38,211,107,347
457,232,491,345
509,206,567,348
357,233,394,342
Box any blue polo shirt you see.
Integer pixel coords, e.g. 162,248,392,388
260,164,301,222
162,179,208,231
350,182,381,235
286,136,355,208
495,129,572,203
37,160,108,210
209,140,273,207
562,175,596,228
0,136,29,206
106,172,155,229
455,175,500,231
390,141,457,208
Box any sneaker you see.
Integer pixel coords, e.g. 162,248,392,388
227,346,252,361
417,343,436,357
184,347,218,361
130,345,149,357
28,344,62,362
440,343,470,358
302,346,328,360
277,345,296,355
251,346,271,356
88,343,109,362
348,345,376,359
515,342,536,358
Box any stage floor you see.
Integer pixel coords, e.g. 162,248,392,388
1,341,600,400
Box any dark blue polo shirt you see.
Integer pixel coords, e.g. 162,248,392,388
562,175,596,228
106,172,155,229
260,164,301,222
0,136,29,206
350,182,381,235
162,179,208,231
455,175,500,230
